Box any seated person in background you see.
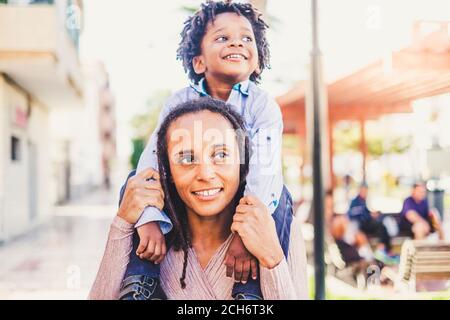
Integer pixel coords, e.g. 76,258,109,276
330,215,372,266
325,190,372,266
347,183,398,265
400,182,444,240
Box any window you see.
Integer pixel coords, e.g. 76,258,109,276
11,136,21,162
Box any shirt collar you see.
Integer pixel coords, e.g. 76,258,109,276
190,78,250,97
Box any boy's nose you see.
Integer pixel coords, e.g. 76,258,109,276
229,38,244,47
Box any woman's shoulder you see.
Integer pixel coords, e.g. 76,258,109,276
289,214,304,238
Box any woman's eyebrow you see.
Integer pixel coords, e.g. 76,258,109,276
176,150,193,157
212,144,228,150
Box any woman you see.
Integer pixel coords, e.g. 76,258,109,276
89,98,308,299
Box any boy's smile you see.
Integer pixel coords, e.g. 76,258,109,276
193,12,259,86
223,53,247,61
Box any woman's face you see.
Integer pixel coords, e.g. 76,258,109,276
166,110,241,218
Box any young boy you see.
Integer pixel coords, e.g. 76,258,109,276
119,1,294,300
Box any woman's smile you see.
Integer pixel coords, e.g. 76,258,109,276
192,187,224,201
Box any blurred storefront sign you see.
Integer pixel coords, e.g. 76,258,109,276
12,105,28,129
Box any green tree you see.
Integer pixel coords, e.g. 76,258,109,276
333,123,412,158
130,138,145,170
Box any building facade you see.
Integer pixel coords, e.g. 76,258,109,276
49,61,116,202
0,0,84,241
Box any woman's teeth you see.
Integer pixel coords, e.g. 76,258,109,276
194,188,221,196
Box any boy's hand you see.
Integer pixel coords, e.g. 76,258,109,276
136,222,167,264
224,234,258,283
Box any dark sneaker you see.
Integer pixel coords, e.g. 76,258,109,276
119,275,167,300
234,293,263,300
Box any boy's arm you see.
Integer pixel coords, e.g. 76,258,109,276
134,94,182,233
245,94,284,214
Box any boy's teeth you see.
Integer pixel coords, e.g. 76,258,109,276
194,188,221,196
226,54,245,59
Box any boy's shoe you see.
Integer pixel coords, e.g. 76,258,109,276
119,275,167,300
234,293,263,300
374,249,400,266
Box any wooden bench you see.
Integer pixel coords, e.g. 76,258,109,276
396,240,450,291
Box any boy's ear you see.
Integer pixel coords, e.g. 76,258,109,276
192,56,206,75
255,65,261,76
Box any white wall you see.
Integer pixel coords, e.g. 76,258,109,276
49,62,107,201
0,77,51,240
0,76,6,241
2,79,29,239
28,100,51,223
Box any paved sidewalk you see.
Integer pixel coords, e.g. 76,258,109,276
0,187,118,300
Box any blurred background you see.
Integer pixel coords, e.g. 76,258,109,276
1,0,450,299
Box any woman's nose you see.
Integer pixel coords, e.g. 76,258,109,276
196,162,216,181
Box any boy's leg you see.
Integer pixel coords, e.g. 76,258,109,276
232,185,294,299
119,230,166,300
271,185,294,258
117,170,167,300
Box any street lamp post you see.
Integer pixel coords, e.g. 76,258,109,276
311,0,326,300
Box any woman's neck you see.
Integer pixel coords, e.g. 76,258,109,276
186,202,234,267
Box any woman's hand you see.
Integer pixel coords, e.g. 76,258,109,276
117,168,164,225
231,195,284,269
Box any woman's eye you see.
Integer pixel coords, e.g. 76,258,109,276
213,151,229,162
179,155,195,165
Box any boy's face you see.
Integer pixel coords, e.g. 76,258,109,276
193,12,259,84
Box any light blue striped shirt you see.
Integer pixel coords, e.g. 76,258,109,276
135,78,284,233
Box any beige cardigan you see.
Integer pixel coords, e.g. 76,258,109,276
88,214,308,300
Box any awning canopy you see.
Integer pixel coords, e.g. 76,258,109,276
278,21,450,135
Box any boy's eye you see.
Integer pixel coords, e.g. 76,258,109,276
242,36,253,42
216,36,228,42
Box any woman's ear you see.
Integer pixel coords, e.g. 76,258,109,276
192,56,206,74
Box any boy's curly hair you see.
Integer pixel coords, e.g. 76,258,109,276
176,0,270,84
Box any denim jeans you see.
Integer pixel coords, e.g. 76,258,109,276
119,171,294,298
